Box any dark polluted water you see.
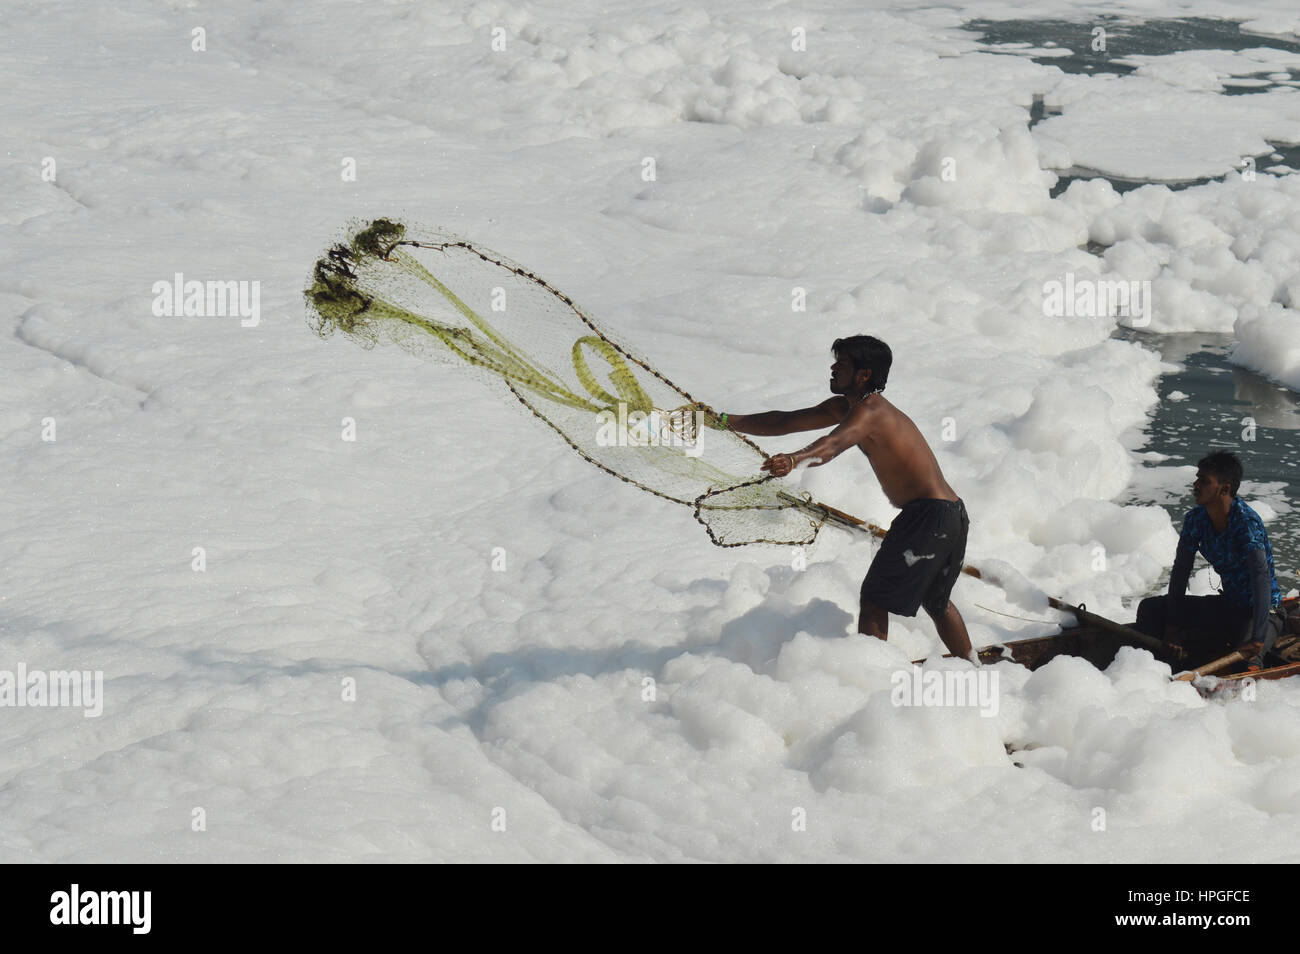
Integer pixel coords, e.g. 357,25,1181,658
964,17,1300,587
1115,330,1300,589
965,16,1300,195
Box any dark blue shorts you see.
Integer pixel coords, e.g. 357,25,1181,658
860,498,968,617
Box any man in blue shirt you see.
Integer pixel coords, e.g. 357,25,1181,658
1136,451,1284,670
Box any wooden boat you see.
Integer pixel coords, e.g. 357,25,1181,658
929,596,1300,687
976,627,1300,684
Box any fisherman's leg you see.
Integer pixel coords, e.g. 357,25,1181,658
858,552,902,641
926,600,974,662
1134,595,1168,638
858,599,889,640
1192,596,1251,658
1134,595,1184,663
858,503,927,641
920,500,975,662
1168,596,1249,667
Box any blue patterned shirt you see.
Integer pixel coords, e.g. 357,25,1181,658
1178,498,1281,609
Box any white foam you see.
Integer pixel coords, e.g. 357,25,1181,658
3,0,1299,864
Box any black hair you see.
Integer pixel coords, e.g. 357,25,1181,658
1197,451,1243,498
832,335,891,393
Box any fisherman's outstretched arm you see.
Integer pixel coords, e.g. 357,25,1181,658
761,411,869,474
726,397,842,436
789,418,864,467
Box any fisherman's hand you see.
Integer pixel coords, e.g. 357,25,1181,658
695,403,728,430
1237,640,1263,663
679,402,727,431
1162,627,1186,662
761,453,795,478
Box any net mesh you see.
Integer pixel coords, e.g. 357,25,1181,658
304,218,851,546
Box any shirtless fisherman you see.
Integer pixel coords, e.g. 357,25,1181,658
715,335,976,663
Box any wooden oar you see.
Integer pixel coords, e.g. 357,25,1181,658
1041,597,1166,655
1172,642,1262,682
1213,659,1300,683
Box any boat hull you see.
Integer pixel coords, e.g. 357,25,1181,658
920,597,1300,682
